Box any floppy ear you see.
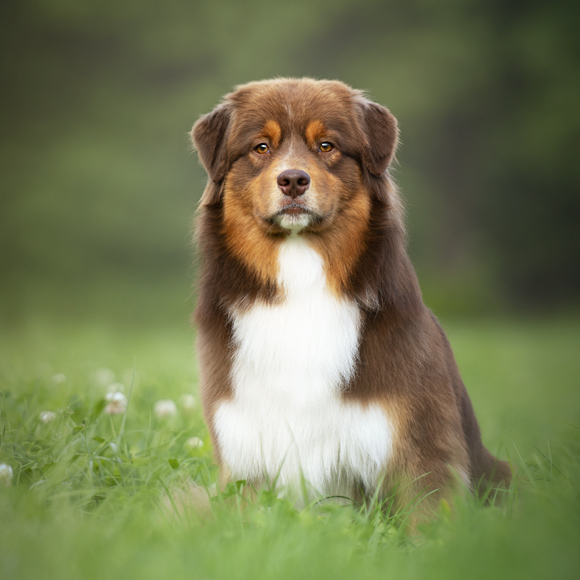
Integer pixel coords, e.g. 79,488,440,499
359,100,399,177
191,103,232,205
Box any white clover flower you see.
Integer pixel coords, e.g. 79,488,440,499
52,373,66,384
185,436,204,449
154,399,177,418
105,391,127,415
180,394,196,413
0,463,13,486
39,410,57,423
94,368,116,387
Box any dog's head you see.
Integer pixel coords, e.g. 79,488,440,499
191,78,399,236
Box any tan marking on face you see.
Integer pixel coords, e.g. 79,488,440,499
309,186,372,294
305,120,326,148
262,120,282,148
222,176,280,287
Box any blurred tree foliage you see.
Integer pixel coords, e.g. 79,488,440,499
0,0,578,321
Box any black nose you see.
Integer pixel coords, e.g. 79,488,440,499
277,169,311,198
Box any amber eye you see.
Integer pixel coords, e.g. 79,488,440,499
319,142,334,152
254,143,270,154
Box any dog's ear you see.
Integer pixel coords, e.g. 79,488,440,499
358,100,399,177
191,103,232,205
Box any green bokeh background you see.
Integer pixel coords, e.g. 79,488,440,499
1,0,579,326
2,5,580,577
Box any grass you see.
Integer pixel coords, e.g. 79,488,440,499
1,315,579,579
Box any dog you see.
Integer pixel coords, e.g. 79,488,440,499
190,78,510,523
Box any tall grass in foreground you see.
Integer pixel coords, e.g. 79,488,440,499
1,317,579,579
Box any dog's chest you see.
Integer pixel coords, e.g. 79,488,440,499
214,238,393,495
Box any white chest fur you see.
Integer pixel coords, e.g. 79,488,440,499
214,238,393,498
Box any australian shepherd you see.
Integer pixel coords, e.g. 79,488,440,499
190,78,510,523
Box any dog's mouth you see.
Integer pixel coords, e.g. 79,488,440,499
276,203,313,217
259,203,327,232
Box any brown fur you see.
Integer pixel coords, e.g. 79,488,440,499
191,78,510,523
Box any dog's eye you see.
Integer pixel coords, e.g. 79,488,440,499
254,143,270,154
319,142,334,153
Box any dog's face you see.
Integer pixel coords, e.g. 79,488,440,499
192,79,399,237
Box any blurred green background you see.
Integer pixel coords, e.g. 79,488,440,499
1,5,580,577
1,0,579,328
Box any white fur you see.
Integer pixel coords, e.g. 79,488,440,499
278,211,311,233
215,237,393,499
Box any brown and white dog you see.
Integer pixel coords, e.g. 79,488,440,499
191,78,510,520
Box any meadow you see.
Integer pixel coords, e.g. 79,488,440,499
1,315,579,579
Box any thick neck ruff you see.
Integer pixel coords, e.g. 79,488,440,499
214,237,393,497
